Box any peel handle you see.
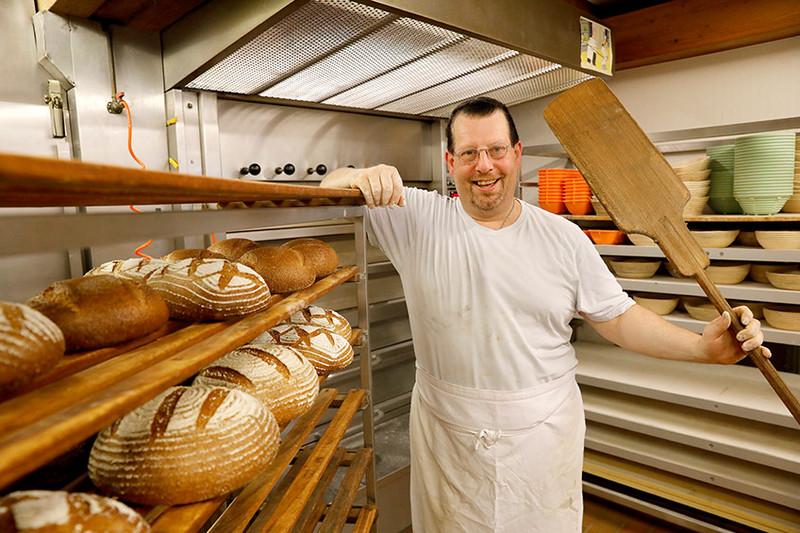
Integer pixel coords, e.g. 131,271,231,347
694,269,800,425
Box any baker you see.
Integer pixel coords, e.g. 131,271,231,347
320,96,767,532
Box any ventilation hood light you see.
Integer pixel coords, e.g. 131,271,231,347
173,0,600,117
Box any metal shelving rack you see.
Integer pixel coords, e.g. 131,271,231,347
0,152,378,532
525,121,800,532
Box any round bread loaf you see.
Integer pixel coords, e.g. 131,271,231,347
282,305,351,338
238,247,315,294
0,490,149,532
161,249,227,262
89,385,280,505
0,302,65,392
207,238,261,261
27,275,169,352
281,238,338,278
252,324,353,376
86,258,170,282
147,258,271,320
194,344,318,428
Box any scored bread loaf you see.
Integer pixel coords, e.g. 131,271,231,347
282,305,351,338
252,324,353,376
0,490,150,533
193,344,318,428
207,238,261,261
238,247,315,294
27,275,169,352
86,258,170,282
146,258,271,320
88,385,280,505
161,249,227,262
281,238,338,279
0,302,65,392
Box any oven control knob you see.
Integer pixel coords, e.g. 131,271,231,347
275,163,296,175
307,164,327,176
239,163,261,176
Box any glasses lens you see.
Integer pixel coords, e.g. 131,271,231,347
488,144,509,159
457,149,478,163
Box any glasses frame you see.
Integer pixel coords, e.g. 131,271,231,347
452,143,514,165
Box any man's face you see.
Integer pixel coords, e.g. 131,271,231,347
446,111,522,219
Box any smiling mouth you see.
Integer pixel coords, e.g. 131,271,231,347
474,178,500,189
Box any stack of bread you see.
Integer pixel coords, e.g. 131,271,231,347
210,237,339,294
193,343,320,429
252,323,354,383
0,490,150,532
0,301,65,392
88,385,280,505
85,304,349,506
88,257,272,321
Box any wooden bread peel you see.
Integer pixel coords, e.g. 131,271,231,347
543,78,800,425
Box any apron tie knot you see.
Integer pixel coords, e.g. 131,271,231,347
474,428,502,450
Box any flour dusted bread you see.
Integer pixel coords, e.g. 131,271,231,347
147,258,271,320
0,490,149,532
283,305,352,338
161,249,227,262
253,324,353,376
238,246,315,293
207,238,260,261
89,385,279,505
27,275,169,352
194,344,319,427
281,238,339,278
0,302,65,392
86,258,170,281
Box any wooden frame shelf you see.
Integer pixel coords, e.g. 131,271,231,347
0,153,362,208
0,267,358,491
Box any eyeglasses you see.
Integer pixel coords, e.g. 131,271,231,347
453,143,513,164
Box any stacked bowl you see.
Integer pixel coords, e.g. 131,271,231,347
671,156,710,216
733,132,795,215
707,144,741,214
537,169,568,214
563,173,593,215
537,169,594,215
780,134,800,212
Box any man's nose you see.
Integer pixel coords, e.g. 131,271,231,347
474,150,494,172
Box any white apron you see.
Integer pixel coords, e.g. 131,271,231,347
410,366,585,533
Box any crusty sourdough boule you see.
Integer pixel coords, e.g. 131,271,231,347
88,385,280,505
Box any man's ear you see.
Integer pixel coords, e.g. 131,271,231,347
445,151,455,176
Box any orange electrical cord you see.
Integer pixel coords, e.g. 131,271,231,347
120,95,153,259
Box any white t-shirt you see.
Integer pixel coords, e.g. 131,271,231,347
366,187,634,390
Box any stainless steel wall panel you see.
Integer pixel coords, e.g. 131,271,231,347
216,98,434,181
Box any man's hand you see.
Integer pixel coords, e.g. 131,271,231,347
321,164,405,208
698,306,770,364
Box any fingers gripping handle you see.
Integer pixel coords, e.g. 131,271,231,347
694,269,800,425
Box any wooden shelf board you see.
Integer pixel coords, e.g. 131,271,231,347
584,450,800,532
0,152,362,208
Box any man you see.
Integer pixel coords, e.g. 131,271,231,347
320,97,766,532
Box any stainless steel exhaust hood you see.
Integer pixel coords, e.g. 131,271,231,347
163,0,602,117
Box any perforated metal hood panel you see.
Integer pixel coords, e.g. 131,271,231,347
184,0,594,117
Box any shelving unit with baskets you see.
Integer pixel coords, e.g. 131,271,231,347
524,122,800,532
0,152,378,532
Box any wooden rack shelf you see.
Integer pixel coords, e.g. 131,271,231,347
0,266,358,491
0,152,363,208
148,388,376,533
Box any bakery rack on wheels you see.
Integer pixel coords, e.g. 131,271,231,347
0,152,378,532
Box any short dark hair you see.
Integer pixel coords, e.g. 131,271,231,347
445,96,520,153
